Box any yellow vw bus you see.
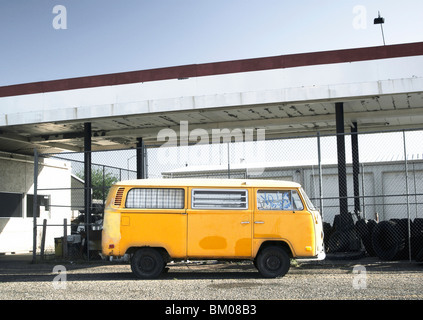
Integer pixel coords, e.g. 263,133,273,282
102,179,325,279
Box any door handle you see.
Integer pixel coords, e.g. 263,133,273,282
254,221,264,224
241,221,250,224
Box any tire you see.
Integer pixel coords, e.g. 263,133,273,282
355,219,376,256
395,219,412,260
367,219,377,234
372,220,405,261
333,212,355,232
131,248,165,279
256,246,290,278
327,230,349,253
416,247,423,263
355,219,369,239
412,217,423,230
411,218,423,258
323,222,334,249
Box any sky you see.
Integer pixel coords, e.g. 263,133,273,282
0,0,423,86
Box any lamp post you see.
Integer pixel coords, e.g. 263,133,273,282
374,11,386,45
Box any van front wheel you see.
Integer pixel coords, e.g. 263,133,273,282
256,246,290,278
131,248,165,279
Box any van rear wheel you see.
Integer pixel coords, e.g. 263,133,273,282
131,248,165,279
256,246,290,278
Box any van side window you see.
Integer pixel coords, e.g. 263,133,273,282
126,188,184,209
192,189,248,209
257,190,304,211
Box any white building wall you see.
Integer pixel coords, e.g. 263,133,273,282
164,159,423,225
0,154,72,253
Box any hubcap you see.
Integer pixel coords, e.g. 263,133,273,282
266,256,281,270
140,256,155,271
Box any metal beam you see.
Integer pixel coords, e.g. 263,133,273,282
336,102,348,215
351,122,361,215
32,149,38,263
136,138,145,179
84,123,92,242
24,104,423,144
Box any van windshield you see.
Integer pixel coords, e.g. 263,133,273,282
300,188,316,211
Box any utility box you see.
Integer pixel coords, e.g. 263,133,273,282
54,237,62,257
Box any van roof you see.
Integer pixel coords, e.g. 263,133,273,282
114,178,301,188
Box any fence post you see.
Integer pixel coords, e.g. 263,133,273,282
361,163,366,219
227,142,231,179
32,148,38,264
317,132,323,218
63,218,68,259
102,166,106,207
40,219,47,260
402,130,412,262
84,123,92,261
144,146,149,178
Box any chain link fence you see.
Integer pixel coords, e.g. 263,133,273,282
146,128,423,262
33,128,423,262
33,149,137,260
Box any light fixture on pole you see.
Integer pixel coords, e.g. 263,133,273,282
374,11,386,45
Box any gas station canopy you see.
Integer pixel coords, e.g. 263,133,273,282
0,42,422,155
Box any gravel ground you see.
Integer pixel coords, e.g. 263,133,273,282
1,255,423,301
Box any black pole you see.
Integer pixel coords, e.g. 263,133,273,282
351,122,361,216
32,148,38,263
84,122,92,260
136,138,145,179
336,102,348,215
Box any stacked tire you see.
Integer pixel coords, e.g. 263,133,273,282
371,219,408,260
412,218,423,262
354,217,423,262
355,218,377,257
326,212,362,254
325,213,423,262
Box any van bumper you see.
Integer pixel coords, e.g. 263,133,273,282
295,250,326,262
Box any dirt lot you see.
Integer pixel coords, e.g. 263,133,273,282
1,254,423,302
